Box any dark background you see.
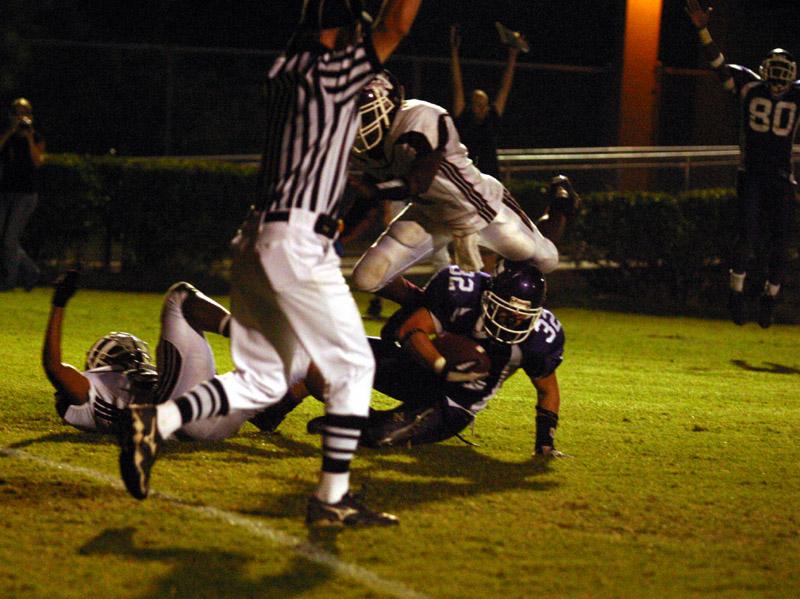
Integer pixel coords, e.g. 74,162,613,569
2,1,800,156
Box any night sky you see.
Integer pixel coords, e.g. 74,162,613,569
11,1,624,64
8,1,800,69
5,1,800,154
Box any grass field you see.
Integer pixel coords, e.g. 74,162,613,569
1,286,799,598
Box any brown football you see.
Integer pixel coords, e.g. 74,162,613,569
432,332,491,374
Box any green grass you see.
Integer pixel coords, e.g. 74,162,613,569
1,287,799,598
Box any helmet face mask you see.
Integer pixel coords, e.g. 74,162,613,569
481,290,543,344
85,332,154,372
353,71,404,154
759,49,797,96
481,260,547,345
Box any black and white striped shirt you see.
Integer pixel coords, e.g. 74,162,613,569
258,33,381,217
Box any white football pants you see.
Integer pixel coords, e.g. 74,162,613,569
351,201,559,293
156,284,256,441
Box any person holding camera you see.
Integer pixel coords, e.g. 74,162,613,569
0,97,45,291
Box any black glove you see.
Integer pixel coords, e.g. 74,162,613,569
548,174,581,218
52,270,80,308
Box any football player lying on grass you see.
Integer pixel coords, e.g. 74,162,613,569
42,271,309,441
254,259,569,458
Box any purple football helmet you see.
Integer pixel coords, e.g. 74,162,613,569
481,259,547,344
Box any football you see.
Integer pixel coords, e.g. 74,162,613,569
432,332,491,375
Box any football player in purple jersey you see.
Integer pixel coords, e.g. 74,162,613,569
686,1,799,328
260,259,569,458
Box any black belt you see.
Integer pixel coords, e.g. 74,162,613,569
262,211,340,239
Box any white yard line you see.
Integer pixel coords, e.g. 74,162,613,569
1,447,428,599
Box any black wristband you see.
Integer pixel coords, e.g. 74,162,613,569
535,406,559,452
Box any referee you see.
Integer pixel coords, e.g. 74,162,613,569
117,0,422,526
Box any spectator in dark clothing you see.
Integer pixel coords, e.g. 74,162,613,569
0,97,45,291
449,23,525,179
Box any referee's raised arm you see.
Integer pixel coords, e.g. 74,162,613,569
372,0,422,63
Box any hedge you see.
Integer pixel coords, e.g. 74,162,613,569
25,155,797,299
28,154,256,289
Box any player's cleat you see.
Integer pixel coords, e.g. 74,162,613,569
249,395,303,433
534,447,573,459
757,293,776,329
118,404,162,500
306,492,399,528
374,407,436,447
728,290,746,326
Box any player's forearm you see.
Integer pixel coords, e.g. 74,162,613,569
533,374,560,453
42,307,65,382
407,150,443,195
404,330,446,374
696,28,735,92
395,309,442,371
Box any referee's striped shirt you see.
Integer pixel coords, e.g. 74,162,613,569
258,33,381,218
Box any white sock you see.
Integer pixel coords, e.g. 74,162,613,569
316,471,350,504
156,402,184,438
765,282,780,297
730,271,745,293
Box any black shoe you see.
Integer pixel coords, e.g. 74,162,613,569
728,290,746,326
306,492,399,527
249,395,303,433
118,404,162,500
365,297,383,320
306,415,325,435
757,293,776,329
374,407,437,447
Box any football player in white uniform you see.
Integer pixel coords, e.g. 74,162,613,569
42,271,309,441
347,70,580,306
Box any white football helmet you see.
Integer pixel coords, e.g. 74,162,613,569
353,70,404,154
85,332,153,371
759,49,797,96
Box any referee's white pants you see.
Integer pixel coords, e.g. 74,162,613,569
219,209,374,418
352,202,559,292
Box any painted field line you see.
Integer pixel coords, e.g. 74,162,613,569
1,447,429,599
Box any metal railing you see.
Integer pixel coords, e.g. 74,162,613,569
176,145,800,190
